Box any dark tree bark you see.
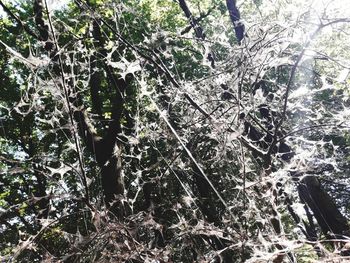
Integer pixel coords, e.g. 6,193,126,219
72,9,129,217
181,7,214,35
178,0,215,67
241,105,350,249
193,169,222,224
298,176,350,238
74,106,125,217
178,0,206,40
226,0,245,43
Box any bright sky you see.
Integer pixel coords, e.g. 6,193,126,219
311,0,350,17
47,0,70,10
0,0,70,17
0,0,348,19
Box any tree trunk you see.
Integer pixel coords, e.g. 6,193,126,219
298,175,350,238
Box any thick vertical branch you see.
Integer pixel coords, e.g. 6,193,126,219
73,108,125,215
96,77,126,209
298,176,350,238
178,0,205,40
72,5,127,216
178,0,215,67
226,0,245,43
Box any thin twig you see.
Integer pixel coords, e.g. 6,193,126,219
43,0,90,203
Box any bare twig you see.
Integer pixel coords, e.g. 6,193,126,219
43,0,90,203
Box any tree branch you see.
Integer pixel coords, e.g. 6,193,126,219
0,1,40,40
178,0,215,67
178,0,205,40
226,0,245,43
180,8,214,35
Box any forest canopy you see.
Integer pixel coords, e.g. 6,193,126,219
0,0,350,262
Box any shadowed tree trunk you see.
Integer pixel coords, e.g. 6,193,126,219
241,106,350,258
72,2,129,217
298,175,350,238
226,0,245,43
73,84,126,217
